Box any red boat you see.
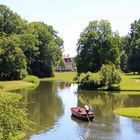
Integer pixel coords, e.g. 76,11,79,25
71,107,94,121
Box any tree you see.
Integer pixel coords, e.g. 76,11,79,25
76,20,121,73
0,4,27,35
127,19,140,74
26,22,63,77
0,35,27,80
19,33,40,73
100,64,121,89
119,36,129,72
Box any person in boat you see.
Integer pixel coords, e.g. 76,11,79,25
84,105,89,114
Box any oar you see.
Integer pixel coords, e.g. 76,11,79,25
86,113,91,123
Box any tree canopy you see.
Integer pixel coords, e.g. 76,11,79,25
0,4,27,35
26,22,63,77
0,35,27,80
120,19,140,74
76,20,121,73
0,4,63,80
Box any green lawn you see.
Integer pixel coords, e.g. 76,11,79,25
114,107,140,120
120,73,140,91
0,81,34,91
41,72,140,92
40,72,76,83
0,75,39,91
1,72,140,92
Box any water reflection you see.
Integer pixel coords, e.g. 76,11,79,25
77,90,140,117
17,82,71,138
15,82,140,140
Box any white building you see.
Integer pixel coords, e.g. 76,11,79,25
56,54,73,71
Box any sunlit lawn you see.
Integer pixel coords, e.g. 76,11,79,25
0,81,34,91
41,72,140,91
114,107,140,119
40,72,76,82
120,73,140,92
1,72,140,92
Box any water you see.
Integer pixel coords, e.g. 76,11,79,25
16,82,140,140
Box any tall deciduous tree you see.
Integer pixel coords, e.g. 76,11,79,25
76,20,121,73
127,19,140,74
0,4,27,35
0,35,27,80
119,36,130,72
27,22,63,77
19,33,40,73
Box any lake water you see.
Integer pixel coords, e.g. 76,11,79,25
17,81,140,140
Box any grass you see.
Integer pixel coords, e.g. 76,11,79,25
40,72,76,82
41,72,140,92
120,73,140,91
0,75,39,91
1,72,140,92
0,81,34,91
23,75,40,86
114,107,140,120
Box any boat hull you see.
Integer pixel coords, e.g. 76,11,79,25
71,107,94,121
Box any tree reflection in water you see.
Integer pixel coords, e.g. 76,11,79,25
77,90,140,117
18,82,70,137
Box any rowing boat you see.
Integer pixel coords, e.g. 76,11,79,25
71,107,94,121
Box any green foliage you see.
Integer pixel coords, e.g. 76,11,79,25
0,4,27,35
19,33,39,73
0,35,27,80
26,22,63,77
75,64,122,90
75,72,102,89
57,58,66,70
0,5,63,80
128,19,140,74
120,19,140,74
23,75,40,86
0,92,32,140
76,20,121,73
100,64,122,89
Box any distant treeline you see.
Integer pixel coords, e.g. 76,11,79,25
0,5,63,80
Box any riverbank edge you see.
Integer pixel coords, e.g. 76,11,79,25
0,75,40,92
0,75,39,139
114,107,140,120
40,72,140,93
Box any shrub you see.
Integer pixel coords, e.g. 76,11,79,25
100,64,122,89
22,75,40,86
75,64,122,90
0,92,32,140
75,72,101,89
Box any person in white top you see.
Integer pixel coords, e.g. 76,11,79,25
84,105,89,114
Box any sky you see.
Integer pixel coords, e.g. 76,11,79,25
1,0,140,57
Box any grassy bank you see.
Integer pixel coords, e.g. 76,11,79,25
40,72,140,92
120,74,140,91
2,72,139,92
0,75,39,91
114,107,140,120
0,76,38,139
0,91,31,139
40,72,76,83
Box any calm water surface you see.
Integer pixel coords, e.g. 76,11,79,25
17,82,140,140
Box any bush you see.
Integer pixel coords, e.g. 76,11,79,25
22,75,40,86
75,64,122,90
100,64,122,89
0,92,32,140
75,72,101,89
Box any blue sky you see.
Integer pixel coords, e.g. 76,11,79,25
1,0,140,56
